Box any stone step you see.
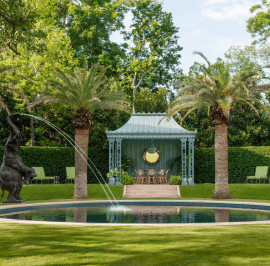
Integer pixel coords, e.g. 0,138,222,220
123,185,181,198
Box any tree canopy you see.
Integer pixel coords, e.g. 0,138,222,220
247,0,270,44
116,0,183,100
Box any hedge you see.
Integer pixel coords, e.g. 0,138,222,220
194,146,270,183
1,146,270,184
0,146,109,184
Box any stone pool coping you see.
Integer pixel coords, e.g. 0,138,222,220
1,200,270,226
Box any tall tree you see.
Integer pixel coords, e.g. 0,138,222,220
224,43,270,98
0,0,41,54
117,0,183,102
184,55,270,148
247,0,270,45
159,51,269,199
134,87,169,113
224,44,270,75
0,0,77,146
45,62,132,199
48,0,127,72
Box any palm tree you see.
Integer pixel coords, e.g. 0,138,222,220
46,62,132,199
159,51,270,199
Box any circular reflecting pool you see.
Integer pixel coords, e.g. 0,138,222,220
1,202,270,224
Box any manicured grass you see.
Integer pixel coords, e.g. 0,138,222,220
1,183,270,203
1,223,270,266
2,183,270,265
3,184,125,203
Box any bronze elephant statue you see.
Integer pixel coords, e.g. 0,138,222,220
0,113,37,203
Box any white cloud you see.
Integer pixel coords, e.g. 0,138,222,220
201,0,261,22
203,0,232,4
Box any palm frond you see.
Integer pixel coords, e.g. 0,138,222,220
48,61,131,116
163,51,267,126
178,106,200,126
196,88,215,104
193,51,212,68
217,96,233,118
158,94,198,125
234,97,260,117
234,69,262,82
53,68,74,90
94,101,132,114
177,75,203,85
88,97,101,103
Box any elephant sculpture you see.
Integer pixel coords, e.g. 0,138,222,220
0,113,37,203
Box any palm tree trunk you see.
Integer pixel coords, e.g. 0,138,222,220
73,128,89,199
212,122,231,199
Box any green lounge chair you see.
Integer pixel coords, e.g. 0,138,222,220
65,167,75,184
247,166,269,184
31,167,59,184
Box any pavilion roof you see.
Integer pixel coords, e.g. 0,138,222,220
105,113,197,140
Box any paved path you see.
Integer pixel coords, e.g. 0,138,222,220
123,184,181,198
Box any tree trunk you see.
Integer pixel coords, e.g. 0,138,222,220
73,128,89,199
212,122,231,199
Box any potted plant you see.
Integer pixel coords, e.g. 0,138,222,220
107,168,120,185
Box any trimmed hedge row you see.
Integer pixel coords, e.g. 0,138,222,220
0,146,109,184
193,146,270,183
1,146,270,184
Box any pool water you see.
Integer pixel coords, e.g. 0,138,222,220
2,204,270,224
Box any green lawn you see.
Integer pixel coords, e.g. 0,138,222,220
3,183,270,203
1,183,270,266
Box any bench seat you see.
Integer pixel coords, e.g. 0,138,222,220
31,167,59,184
65,167,75,184
247,166,269,184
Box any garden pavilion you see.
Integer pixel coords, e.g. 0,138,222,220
105,111,197,185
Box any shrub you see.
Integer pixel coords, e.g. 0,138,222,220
121,174,135,185
106,170,127,182
169,175,182,185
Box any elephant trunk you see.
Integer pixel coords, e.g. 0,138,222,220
6,113,23,138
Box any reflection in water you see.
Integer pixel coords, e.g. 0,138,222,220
73,207,88,223
214,208,230,223
109,206,131,212
2,206,270,224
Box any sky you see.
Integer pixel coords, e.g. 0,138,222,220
111,0,263,76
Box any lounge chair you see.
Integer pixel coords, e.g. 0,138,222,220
247,166,269,184
31,167,59,184
65,167,75,184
